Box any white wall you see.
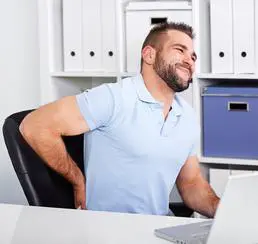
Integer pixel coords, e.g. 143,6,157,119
0,1,40,204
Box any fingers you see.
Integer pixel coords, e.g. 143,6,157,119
75,199,86,210
74,194,86,209
78,200,86,210
73,183,86,210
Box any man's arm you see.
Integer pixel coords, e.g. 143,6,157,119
176,156,220,218
19,96,89,209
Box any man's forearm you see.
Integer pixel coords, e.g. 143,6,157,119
20,125,84,187
178,176,220,218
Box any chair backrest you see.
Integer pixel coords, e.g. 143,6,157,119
2,110,193,216
2,110,84,208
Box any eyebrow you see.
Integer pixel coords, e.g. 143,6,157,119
173,43,197,60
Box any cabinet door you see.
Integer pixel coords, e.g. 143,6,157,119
210,0,233,74
101,0,117,72
233,0,255,74
82,0,102,71
63,0,83,72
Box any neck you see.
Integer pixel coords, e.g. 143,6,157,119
141,68,175,105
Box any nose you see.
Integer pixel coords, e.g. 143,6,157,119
183,53,195,71
183,53,194,66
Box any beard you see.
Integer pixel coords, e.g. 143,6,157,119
153,52,192,93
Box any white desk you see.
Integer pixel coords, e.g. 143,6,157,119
0,203,202,244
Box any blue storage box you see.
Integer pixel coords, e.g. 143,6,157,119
202,86,258,159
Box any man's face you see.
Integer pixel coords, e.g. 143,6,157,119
153,30,197,92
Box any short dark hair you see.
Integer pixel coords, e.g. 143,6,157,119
140,22,195,68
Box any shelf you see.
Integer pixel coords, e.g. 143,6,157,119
51,72,119,78
200,156,258,166
196,73,258,80
121,72,137,77
51,72,140,78
51,72,258,80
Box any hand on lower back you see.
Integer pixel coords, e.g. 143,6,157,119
73,178,86,210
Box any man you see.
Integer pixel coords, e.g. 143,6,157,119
20,22,219,217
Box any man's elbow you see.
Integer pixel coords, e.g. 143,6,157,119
19,113,39,143
19,115,31,140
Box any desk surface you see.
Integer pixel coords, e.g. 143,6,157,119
0,203,202,244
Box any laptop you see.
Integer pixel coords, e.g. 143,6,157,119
154,172,258,244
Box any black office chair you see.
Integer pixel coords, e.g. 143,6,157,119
3,109,193,216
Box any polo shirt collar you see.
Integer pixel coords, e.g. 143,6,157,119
172,95,182,117
133,74,182,116
133,74,158,104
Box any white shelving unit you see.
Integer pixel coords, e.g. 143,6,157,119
38,0,194,103
191,0,258,210
192,0,258,168
38,0,129,104
38,0,258,201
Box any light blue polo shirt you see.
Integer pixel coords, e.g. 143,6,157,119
76,74,199,215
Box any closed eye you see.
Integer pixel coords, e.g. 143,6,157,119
175,47,184,53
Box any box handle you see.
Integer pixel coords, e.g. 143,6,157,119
150,17,167,25
228,102,249,112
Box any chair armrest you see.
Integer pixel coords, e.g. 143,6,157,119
169,202,194,217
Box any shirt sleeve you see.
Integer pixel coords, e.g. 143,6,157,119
188,117,200,157
188,139,199,157
75,84,115,131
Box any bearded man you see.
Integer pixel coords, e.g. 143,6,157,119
20,22,219,217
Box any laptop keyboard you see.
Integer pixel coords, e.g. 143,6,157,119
191,231,209,243
154,220,213,244
189,221,212,244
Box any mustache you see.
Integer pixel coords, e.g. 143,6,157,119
175,63,193,83
176,63,192,74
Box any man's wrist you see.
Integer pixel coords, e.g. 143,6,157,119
64,159,85,187
210,197,220,218
73,168,85,187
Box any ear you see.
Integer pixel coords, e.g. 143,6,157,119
141,46,156,65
